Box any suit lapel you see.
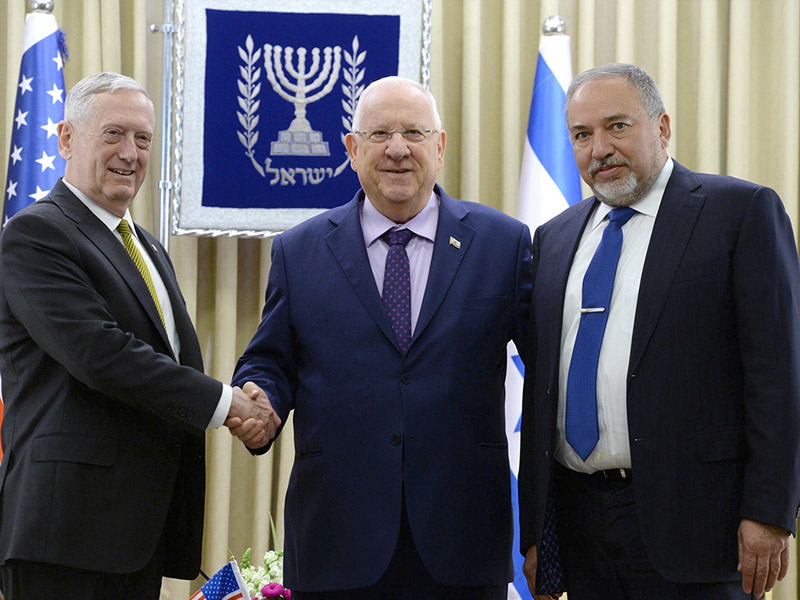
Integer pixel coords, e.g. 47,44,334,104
51,183,175,355
138,227,188,362
325,194,399,349
412,187,474,347
628,163,705,374
540,198,597,388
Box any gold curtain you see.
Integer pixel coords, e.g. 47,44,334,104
0,1,797,598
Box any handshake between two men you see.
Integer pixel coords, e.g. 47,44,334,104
226,382,279,450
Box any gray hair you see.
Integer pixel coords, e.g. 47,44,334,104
64,72,152,126
352,76,442,132
565,63,666,121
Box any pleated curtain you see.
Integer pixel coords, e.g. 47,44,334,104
0,1,797,598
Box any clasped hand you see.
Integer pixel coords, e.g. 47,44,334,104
224,382,281,449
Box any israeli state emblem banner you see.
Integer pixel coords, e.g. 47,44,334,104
170,0,429,236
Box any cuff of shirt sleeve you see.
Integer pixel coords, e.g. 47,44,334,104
207,383,232,429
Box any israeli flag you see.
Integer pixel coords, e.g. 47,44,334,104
506,26,582,600
3,9,67,226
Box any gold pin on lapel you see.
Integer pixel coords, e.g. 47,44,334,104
449,236,461,249
151,244,159,254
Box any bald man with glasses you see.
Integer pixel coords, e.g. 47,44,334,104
229,76,532,599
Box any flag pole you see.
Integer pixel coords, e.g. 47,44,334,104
29,0,54,12
542,14,566,36
152,0,176,250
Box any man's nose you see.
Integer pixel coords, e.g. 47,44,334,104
591,130,615,160
385,132,411,158
117,135,137,161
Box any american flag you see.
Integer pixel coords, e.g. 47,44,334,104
3,9,67,227
188,561,251,600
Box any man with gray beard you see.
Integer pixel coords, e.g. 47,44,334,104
518,63,800,600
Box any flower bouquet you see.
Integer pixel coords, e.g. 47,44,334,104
240,546,291,600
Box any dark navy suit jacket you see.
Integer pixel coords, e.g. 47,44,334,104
0,180,220,578
519,161,800,583
233,185,532,591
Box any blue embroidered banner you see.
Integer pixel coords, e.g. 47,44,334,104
174,0,426,235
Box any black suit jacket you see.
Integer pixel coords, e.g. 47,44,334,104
0,180,221,578
519,161,800,583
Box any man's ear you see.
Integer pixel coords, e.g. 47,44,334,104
57,121,73,160
344,132,358,172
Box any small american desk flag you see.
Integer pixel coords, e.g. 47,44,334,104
188,561,251,600
3,8,67,226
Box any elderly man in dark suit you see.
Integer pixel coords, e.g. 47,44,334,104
0,72,279,599
518,63,800,600
230,76,532,599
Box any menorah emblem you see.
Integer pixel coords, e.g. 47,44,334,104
264,43,342,156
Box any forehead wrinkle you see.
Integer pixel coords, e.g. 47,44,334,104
569,111,635,131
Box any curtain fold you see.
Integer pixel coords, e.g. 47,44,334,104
0,1,797,598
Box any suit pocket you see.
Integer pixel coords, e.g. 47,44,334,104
465,296,509,312
478,442,509,455
295,447,324,461
695,427,747,463
673,257,727,283
32,433,118,467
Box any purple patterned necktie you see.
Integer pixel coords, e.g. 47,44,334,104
382,228,414,352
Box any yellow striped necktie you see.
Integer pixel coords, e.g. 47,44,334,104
116,218,166,329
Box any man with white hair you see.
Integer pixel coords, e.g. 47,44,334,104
0,72,279,598
231,76,532,599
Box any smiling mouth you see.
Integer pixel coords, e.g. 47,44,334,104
109,168,134,176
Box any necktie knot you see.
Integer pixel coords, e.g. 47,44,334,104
607,206,636,227
384,228,414,248
117,218,132,236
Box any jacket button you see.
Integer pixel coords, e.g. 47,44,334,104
391,434,402,445
400,373,411,384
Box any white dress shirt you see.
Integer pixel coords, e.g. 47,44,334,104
63,180,231,428
556,158,674,472
360,192,439,333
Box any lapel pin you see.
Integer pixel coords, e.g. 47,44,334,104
449,236,461,249
151,244,158,254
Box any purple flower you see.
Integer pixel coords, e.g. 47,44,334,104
284,589,291,600
261,582,285,597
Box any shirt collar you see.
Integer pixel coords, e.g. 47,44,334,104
63,179,138,240
361,191,440,247
591,157,674,230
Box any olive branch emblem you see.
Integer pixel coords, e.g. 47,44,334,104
336,36,366,176
236,34,264,177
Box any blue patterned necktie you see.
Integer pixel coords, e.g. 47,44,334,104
382,229,414,352
565,206,636,460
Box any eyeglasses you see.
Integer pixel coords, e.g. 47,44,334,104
354,128,438,144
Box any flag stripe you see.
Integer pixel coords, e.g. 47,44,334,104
22,11,58,53
528,57,582,207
